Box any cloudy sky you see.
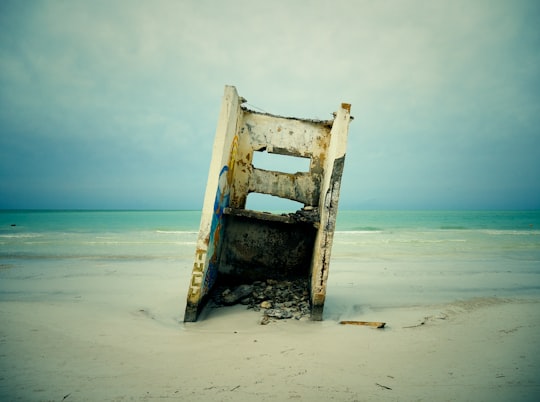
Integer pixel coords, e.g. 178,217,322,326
1,0,539,210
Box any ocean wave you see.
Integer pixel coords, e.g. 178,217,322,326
342,226,383,232
482,230,540,236
0,233,43,239
0,254,191,261
388,239,468,244
155,230,198,235
84,241,196,245
334,238,468,245
335,230,383,235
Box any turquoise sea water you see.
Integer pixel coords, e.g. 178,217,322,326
1,210,538,261
0,210,201,262
1,210,539,307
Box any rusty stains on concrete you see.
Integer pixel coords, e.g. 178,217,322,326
184,86,352,322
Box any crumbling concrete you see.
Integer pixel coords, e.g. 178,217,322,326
212,279,312,324
184,86,352,322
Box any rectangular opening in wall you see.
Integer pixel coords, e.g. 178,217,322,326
245,193,304,213
252,151,310,174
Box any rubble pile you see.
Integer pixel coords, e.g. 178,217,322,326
212,278,311,324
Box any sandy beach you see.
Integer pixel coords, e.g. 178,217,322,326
1,260,539,401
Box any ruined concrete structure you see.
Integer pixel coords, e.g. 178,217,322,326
184,86,352,322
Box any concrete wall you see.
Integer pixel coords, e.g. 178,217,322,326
184,86,351,322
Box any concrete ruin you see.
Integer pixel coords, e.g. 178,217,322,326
184,86,352,322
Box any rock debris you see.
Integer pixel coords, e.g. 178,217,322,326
211,278,311,324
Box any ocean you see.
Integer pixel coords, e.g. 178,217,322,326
1,210,539,314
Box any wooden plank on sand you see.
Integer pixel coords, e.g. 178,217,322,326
339,321,386,328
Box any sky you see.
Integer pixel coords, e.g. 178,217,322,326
1,0,539,210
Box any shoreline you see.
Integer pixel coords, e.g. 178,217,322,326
1,289,539,401
1,246,539,401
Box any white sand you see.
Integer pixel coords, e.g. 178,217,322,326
1,262,539,401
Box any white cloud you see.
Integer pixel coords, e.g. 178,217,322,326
1,0,539,209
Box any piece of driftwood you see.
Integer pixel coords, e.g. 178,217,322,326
339,320,386,328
